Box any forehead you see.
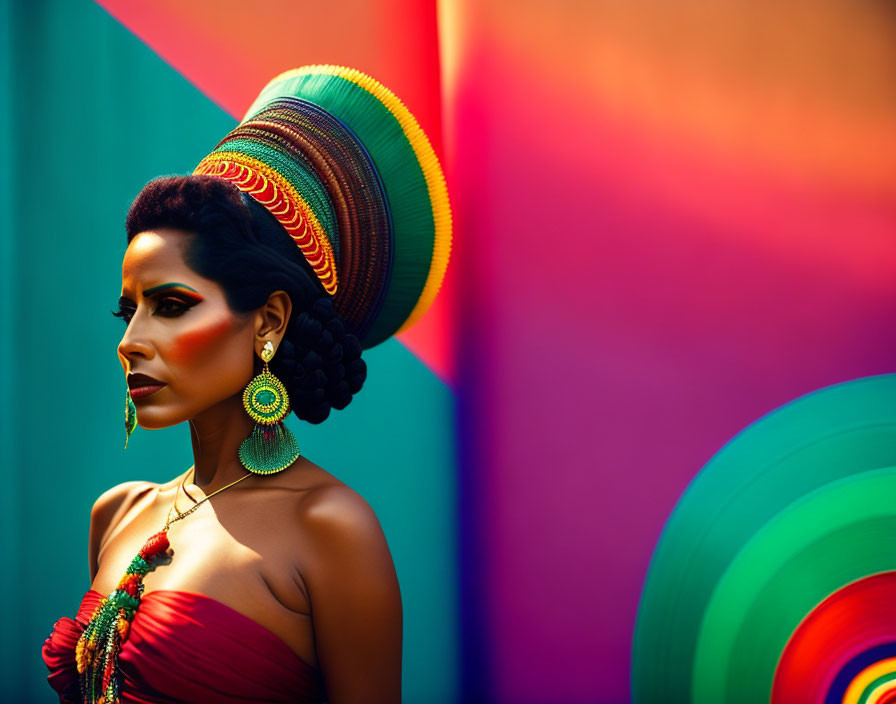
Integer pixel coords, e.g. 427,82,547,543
121,229,194,290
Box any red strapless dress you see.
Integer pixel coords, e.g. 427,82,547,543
42,588,327,703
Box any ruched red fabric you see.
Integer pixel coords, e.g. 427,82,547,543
42,589,327,703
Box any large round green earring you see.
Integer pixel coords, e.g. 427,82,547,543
124,386,137,449
239,340,301,474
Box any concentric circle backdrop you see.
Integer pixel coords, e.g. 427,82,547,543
632,374,896,704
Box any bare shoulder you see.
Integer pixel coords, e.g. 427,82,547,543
90,480,157,529
294,476,385,541
288,463,394,572
289,467,402,702
88,480,158,580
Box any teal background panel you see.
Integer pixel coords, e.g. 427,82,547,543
2,1,458,702
0,0,22,700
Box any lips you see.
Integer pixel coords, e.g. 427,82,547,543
127,373,167,399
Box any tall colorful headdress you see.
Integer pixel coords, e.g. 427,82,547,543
194,64,452,350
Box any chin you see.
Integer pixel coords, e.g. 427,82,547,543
135,412,187,430
132,396,190,429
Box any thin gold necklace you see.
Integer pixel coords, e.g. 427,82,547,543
163,467,253,531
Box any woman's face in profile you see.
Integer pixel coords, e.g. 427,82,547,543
117,227,255,428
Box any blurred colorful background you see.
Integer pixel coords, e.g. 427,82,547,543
3,1,896,702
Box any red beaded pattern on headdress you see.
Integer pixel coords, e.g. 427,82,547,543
195,152,338,294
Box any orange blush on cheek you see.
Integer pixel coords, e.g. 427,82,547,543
168,316,237,366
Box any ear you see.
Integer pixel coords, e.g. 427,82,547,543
254,290,293,354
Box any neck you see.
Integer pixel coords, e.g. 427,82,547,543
187,392,255,492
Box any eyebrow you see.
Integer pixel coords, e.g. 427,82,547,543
142,282,201,296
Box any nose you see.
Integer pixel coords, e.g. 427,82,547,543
117,322,155,370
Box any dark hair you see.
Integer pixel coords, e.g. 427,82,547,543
125,174,367,424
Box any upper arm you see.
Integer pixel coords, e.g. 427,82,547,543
88,481,153,583
299,486,403,704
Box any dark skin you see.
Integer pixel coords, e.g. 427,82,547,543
91,227,403,703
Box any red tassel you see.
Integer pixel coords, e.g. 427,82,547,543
138,531,170,561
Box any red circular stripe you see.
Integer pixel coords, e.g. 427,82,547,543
772,572,896,704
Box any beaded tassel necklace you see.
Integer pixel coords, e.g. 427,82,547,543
75,469,253,704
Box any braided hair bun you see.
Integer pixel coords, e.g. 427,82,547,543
271,295,367,424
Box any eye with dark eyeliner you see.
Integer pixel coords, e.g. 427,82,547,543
112,299,136,324
111,295,199,324
154,296,194,316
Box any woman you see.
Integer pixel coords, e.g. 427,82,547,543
42,65,452,704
